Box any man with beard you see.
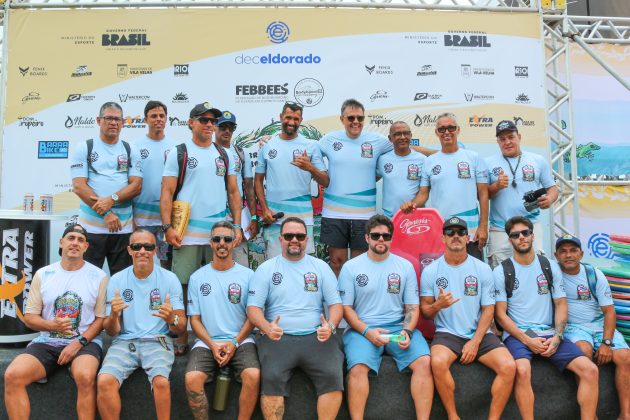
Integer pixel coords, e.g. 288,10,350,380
494,216,598,420
247,217,344,420
185,221,260,420
339,215,433,420
421,217,515,420
255,102,329,258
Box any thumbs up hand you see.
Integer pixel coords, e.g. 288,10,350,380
316,314,333,342
111,289,128,317
266,315,284,341
153,292,174,322
497,169,510,190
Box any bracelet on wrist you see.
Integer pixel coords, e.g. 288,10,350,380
103,210,112,216
233,224,242,229
251,215,258,221
231,338,239,348
361,326,370,336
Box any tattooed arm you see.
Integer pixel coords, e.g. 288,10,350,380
402,304,419,332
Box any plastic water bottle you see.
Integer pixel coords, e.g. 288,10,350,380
212,366,232,411
380,333,406,343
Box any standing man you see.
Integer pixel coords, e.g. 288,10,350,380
97,229,186,420
247,217,344,420
377,121,427,218
339,215,433,420
161,102,243,353
185,221,260,420
401,113,489,260
4,225,107,420
71,101,143,275
485,120,558,267
133,100,175,269
555,235,630,419
215,110,259,267
255,102,329,258
420,217,515,420
494,216,599,420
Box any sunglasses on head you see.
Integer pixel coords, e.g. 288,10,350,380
508,228,532,239
284,101,304,111
194,116,217,125
346,115,365,123
369,232,392,241
282,233,307,241
211,235,234,243
444,229,468,237
129,243,156,251
437,125,458,134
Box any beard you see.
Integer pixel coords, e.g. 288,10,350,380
514,242,533,255
214,246,230,259
286,245,303,256
282,122,297,136
369,243,389,255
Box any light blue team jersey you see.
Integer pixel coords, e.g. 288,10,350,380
106,266,184,340
70,138,143,234
339,253,419,328
163,139,236,245
188,263,254,340
377,150,426,218
247,254,341,335
563,265,613,327
485,151,555,229
493,258,566,335
420,149,488,236
132,136,176,227
256,134,325,225
420,256,495,339
226,144,250,199
319,130,393,220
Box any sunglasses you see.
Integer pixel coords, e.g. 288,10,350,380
284,101,304,111
369,232,392,241
444,229,468,237
218,124,237,132
508,228,532,239
194,116,217,125
282,233,307,241
437,125,458,134
211,235,234,243
346,115,365,123
129,243,156,251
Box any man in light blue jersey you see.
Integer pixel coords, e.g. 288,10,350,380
247,217,343,420
494,216,598,420
97,229,186,420
255,102,328,259
402,113,489,261
133,100,176,269
185,221,260,420
215,111,259,267
486,120,558,267
555,235,630,419
377,122,426,218
340,214,433,420
421,217,515,420
71,101,143,275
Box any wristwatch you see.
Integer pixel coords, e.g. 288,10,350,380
111,193,119,203
169,314,179,327
602,338,613,347
404,328,414,338
77,335,89,347
161,223,172,233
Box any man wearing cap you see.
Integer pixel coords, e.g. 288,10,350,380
485,120,558,268
555,235,630,420
97,229,186,420
4,225,108,420
494,216,599,420
255,102,328,258
421,216,515,420
160,102,243,353
215,110,259,267
339,214,433,420
71,101,143,275
401,113,489,261
132,100,176,269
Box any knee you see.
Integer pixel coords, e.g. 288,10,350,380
241,368,261,386
347,364,369,382
4,366,26,388
97,374,120,395
577,360,599,383
430,355,450,374
152,376,170,393
515,362,531,382
616,350,630,369
411,356,432,375
74,371,97,390
498,359,517,379
185,372,206,392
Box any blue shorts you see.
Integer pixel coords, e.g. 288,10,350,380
343,328,430,374
504,335,583,371
99,338,175,386
564,324,629,352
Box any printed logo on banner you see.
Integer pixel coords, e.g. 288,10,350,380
399,217,431,235
468,115,493,128
38,141,69,159
21,92,41,104
102,30,151,47
235,51,321,65
169,117,188,127
463,93,495,102
123,116,146,129
461,64,472,78
515,93,531,104
19,67,29,76
444,32,491,49
414,114,438,127
65,116,95,129
59,34,96,45
417,65,437,76
172,93,189,103
368,114,393,127
71,65,92,78
403,34,439,45
174,64,189,76
514,116,535,127
365,65,375,75
235,83,289,104
587,233,612,259
370,90,389,102
67,94,95,102
414,93,442,101
294,78,324,107
515,66,529,78
462,64,494,77
266,21,290,44
117,64,128,78
18,116,44,129
18,66,47,77
130,66,152,75
365,64,393,75
118,94,151,102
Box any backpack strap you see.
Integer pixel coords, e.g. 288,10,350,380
501,258,516,299
86,139,97,174
213,142,230,191
173,143,188,201
582,262,599,303
537,254,556,327
122,140,132,169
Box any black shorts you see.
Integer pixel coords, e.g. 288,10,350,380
83,233,132,276
256,333,344,397
431,332,504,360
24,342,103,378
185,342,260,382
320,217,368,250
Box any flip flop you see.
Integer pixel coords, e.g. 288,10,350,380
174,342,189,356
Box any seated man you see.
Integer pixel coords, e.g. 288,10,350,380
555,235,630,419
340,214,433,419
4,225,107,420
421,217,515,420
97,229,186,420
185,221,260,420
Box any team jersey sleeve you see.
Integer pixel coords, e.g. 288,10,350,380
169,274,185,311
485,157,497,184
320,262,341,305
475,153,489,184
70,141,89,179
226,149,237,176
376,156,384,178
309,143,327,172
420,158,432,187
317,136,329,158
255,144,267,174
420,264,435,297
242,150,253,179
594,268,614,307
338,264,355,306
403,261,420,304
242,270,255,306
247,265,270,309
187,275,201,316
94,276,109,318
550,261,567,299
24,271,43,314
537,156,556,189
492,265,508,302
163,146,179,177
480,264,496,306
129,144,143,178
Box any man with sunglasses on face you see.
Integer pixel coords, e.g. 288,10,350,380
493,216,598,420
339,215,433,420
98,229,186,420
185,221,260,420
485,120,558,268
401,113,489,261
247,217,344,420
421,217,515,420
255,102,328,259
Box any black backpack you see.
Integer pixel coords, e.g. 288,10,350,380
173,142,229,200
502,255,554,299
86,138,131,174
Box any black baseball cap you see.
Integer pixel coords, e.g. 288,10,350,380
59,224,89,256
555,234,582,250
496,120,518,136
443,216,468,231
189,102,222,119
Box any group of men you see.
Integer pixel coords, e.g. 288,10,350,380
3,98,629,420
